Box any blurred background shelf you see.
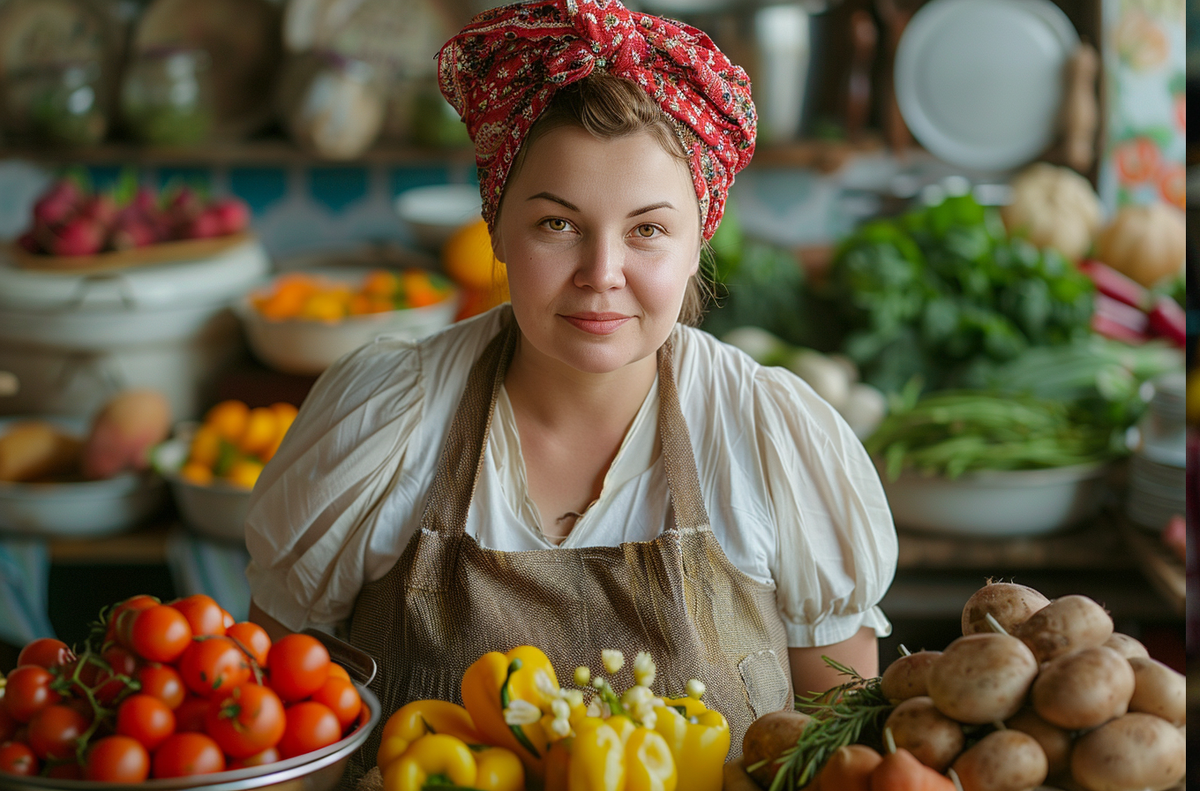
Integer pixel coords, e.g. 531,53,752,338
0,136,883,171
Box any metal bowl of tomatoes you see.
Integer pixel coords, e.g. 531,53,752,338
0,683,379,791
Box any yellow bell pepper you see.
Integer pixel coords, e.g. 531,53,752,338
653,699,729,791
381,734,477,791
461,646,559,778
568,718,625,791
380,734,525,791
377,700,481,770
474,747,526,791
624,727,677,791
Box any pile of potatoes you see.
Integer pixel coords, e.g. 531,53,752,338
878,581,1186,791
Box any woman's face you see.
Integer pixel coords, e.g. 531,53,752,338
493,125,702,377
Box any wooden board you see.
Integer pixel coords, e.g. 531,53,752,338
8,232,253,274
133,0,282,140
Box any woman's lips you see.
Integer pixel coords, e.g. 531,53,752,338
561,312,632,335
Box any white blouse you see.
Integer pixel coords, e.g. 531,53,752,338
245,306,898,648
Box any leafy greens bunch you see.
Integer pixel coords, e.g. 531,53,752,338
827,194,1095,394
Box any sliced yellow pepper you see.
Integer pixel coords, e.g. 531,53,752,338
377,700,481,770
625,727,677,791
381,734,476,791
653,700,729,791
461,646,558,779
568,718,625,791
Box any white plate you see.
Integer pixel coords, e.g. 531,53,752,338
895,0,1079,171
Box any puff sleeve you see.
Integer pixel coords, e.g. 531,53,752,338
753,365,898,648
243,338,428,632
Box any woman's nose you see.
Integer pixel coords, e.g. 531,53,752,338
573,235,626,291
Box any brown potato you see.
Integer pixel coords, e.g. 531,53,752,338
742,710,813,788
883,696,964,772
880,650,942,702
1127,657,1185,726
951,729,1048,791
1015,594,1113,663
1102,633,1149,660
1032,646,1134,730
1005,708,1072,778
961,580,1050,636
1070,713,1185,791
927,633,1039,724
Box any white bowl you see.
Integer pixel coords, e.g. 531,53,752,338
152,436,252,544
880,461,1110,537
394,184,482,251
0,417,165,537
237,268,460,376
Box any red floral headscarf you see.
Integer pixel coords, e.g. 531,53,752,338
437,0,756,240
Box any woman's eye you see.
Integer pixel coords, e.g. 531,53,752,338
544,218,570,232
635,224,660,238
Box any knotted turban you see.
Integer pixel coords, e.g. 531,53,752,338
437,0,756,240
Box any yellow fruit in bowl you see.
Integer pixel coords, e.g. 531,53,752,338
206,400,249,443
181,461,214,486
444,219,507,292
240,407,279,454
227,458,265,490
188,424,221,468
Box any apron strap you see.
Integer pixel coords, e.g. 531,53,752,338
417,307,711,546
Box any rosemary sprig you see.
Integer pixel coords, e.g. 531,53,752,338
766,658,895,791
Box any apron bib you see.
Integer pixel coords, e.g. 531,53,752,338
346,308,792,785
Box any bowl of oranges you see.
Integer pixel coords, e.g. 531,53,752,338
238,267,458,376
151,400,297,543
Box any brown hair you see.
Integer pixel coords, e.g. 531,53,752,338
499,72,711,326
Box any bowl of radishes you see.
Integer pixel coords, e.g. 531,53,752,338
10,176,252,269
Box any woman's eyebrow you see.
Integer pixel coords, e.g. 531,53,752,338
527,191,579,211
627,201,676,217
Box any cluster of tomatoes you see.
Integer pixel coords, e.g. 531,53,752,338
0,594,362,783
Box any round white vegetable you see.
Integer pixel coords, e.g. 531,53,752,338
841,383,888,439
722,327,788,366
787,349,851,411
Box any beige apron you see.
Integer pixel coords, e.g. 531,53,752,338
346,308,792,785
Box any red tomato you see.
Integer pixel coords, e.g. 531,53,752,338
4,666,62,722
179,637,251,697
152,733,225,779
267,634,330,702
227,746,280,770
107,595,159,646
92,646,140,706
310,677,361,730
174,697,210,733
84,735,150,783
17,639,74,670
28,704,89,760
277,702,341,759
205,683,285,758
226,622,271,667
135,663,186,709
116,694,176,752
1114,136,1161,185
326,664,351,683
170,595,226,637
129,605,192,663
0,743,38,776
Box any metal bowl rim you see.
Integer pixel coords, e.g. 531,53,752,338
0,685,380,791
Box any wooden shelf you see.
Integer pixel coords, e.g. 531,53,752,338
0,136,883,171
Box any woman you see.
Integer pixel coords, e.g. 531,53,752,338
245,0,897,777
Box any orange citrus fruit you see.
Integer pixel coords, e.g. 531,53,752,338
226,459,265,490
181,462,214,485
188,424,221,468
239,407,279,454
443,219,507,292
205,400,249,443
